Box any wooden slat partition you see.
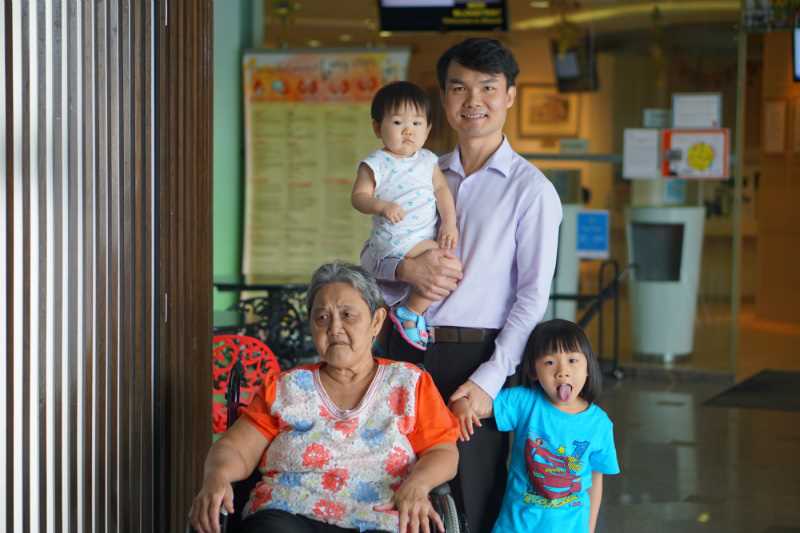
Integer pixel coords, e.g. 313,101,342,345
156,0,214,530
2,1,213,531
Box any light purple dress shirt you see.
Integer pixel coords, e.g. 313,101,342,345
365,137,562,398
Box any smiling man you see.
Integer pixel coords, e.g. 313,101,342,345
365,38,563,531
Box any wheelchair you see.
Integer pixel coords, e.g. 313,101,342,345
191,335,466,533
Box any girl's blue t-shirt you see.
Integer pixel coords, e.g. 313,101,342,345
492,386,620,533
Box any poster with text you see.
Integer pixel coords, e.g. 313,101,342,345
242,49,410,282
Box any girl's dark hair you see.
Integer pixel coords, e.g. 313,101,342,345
370,81,431,124
436,37,520,90
524,319,602,403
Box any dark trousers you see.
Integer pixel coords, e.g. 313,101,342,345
385,326,509,533
240,509,389,533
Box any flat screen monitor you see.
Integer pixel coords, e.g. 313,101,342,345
794,25,800,81
378,0,507,32
550,37,598,92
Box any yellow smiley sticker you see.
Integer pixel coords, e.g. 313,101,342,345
686,142,715,171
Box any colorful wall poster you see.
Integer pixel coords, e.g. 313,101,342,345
661,128,730,180
242,49,410,281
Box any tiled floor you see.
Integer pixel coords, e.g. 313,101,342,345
597,377,800,533
583,298,800,380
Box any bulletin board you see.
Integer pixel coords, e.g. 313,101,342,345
242,48,410,281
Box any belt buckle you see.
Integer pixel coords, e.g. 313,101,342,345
428,326,436,345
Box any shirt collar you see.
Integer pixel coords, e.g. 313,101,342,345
442,136,514,179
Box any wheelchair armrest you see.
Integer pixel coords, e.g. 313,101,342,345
430,482,452,497
429,483,464,533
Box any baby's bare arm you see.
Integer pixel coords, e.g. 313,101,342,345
432,166,458,249
351,163,404,222
432,166,457,228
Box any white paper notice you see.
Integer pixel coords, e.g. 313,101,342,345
623,129,661,180
672,93,722,128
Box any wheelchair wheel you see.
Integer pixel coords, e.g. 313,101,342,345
431,491,462,533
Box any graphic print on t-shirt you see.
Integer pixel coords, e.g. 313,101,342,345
523,436,590,508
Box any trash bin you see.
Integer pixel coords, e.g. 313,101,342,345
626,206,705,362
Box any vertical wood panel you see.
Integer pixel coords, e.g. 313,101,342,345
157,1,214,531
51,1,64,531
756,31,800,323
1,0,10,530
3,1,213,531
3,1,170,531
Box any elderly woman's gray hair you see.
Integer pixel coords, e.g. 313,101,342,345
306,261,385,314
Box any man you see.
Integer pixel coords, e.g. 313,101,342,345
365,38,562,531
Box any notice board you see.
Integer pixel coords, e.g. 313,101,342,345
242,48,410,281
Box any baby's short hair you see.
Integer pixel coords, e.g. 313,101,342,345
370,81,431,124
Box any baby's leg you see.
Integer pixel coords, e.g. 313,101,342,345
403,239,439,317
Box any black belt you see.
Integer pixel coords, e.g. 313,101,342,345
428,326,499,344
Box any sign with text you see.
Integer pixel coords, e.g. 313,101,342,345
623,129,661,180
242,49,411,281
576,210,610,260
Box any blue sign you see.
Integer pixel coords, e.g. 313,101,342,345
576,210,610,259
663,179,687,205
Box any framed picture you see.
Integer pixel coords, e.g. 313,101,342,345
517,84,579,138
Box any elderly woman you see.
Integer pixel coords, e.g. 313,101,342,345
190,262,459,533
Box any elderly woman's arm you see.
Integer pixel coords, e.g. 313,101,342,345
189,418,270,533
392,442,459,533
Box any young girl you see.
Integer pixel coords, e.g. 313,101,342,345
452,319,620,533
352,81,458,351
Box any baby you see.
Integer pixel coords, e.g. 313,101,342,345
352,81,457,350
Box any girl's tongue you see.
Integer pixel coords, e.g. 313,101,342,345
557,384,572,402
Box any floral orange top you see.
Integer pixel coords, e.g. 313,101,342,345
239,357,459,532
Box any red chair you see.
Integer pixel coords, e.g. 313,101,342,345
212,335,280,435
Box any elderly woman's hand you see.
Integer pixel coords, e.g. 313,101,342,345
374,478,444,533
188,471,235,533
394,478,445,533
373,442,458,533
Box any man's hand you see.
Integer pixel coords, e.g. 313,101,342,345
449,380,493,419
397,248,462,301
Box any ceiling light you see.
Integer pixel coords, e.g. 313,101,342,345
514,0,739,30
339,34,352,42
307,39,321,48
379,31,392,38
530,1,550,7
